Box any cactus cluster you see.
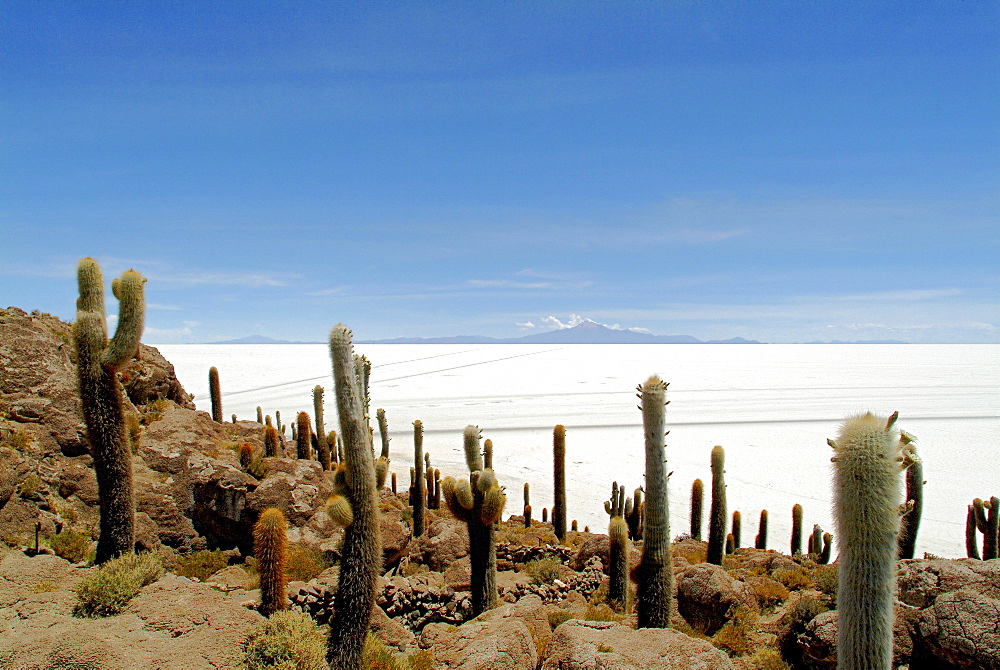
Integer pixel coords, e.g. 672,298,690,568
72,258,145,564
442,426,506,615
968,496,1000,560
604,481,631,613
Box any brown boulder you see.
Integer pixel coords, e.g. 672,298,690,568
918,589,1000,669
429,617,538,669
675,563,760,636
542,619,735,669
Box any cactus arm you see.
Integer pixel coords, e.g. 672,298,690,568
897,449,923,559
636,376,672,629
101,270,145,370
463,425,484,472
327,325,380,669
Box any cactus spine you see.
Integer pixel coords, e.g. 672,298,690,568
897,435,922,559
208,366,222,422
443,426,505,615
553,425,567,541
690,479,704,540
604,481,630,613
636,376,672,628
755,510,768,549
325,325,381,669
791,504,804,556
707,446,727,565
72,258,145,564
412,420,426,538
830,412,907,670
254,507,289,617
295,412,311,460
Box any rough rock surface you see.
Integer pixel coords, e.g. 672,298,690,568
541,619,736,669
918,589,1000,670
429,616,538,669
675,562,760,636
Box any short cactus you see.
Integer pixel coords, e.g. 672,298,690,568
256,406,263,424
706,446,727,565
263,425,280,457
791,504,803,556
690,479,704,541
755,510,768,549
552,425,567,541
254,507,289,617
830,411,909,670
442,426,505,615
72,258,145,564
523,482,532,528
295,412,311,460
636,376,672,629
731,511,742,550
209,366,223,423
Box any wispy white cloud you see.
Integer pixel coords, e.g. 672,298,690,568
144,321,200,343
148,303,181,311
306,286,352,296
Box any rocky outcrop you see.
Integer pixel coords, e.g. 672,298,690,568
428,617,538,669
675,562,760,636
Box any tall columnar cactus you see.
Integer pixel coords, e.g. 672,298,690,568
626,487,643,541
324,325,381,669
72,257,145,564
690,479,704,540
897,434,922,559
731,511,742,550
553,425,567,541
636,376,672,628
432,468,441,510
412,420,426,538
966,505,982,559
707,446,727,565
295,412,311,460
523,482,532,528
830,412,909,670
985,497,1000,560
208,366,223,423
442,426,506,615
791,504,804,556
312,385,325,443
374,408,390,489
263,425,280,457
254,507,289,617
604,481,630,613
755,510,768,549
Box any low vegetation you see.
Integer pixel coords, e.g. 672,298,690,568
73,551,164,617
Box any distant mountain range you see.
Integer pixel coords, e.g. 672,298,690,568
359,321,762,344
208,322,909,345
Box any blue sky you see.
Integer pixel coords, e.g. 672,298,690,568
2,2,997,343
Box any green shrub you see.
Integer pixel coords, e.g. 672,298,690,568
174,549,228,582
772,566,810,590
1,430,32,451
286,543,333,582
523,557,562,585
812,564,838,599
49,530,92,564
748,647,791,670
16,474,44,498
243,611,328,670
74,551,163,617
548,609,574,630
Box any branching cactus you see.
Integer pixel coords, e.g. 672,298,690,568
830,411,909,670
707,446,727,565
523,482,532,528
604,481,630,613
626,487,643,541
636,376,672,628
791,504,804,556
208,366,223,422
442,426,506,615
72,257,145,564
296,412,311,460
412,420,426,538
690,479,704,541
374,408,390,489
324,325,381,669
553,425,567,541
254,507,289,617
755,510,768,549
897,433,922,559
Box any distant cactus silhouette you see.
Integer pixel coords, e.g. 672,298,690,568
830,412,908,670
374,408,390,489
986,497,999,560
523,483,532,528
755,510,768,550
731,510,742,549
820,532,833,564
72,257,145,564
256,406,263,424
254,507,289,617
553,425,567,541
966,504,982,559
313,386,325,445
604,481,630,613
707,446,727,565
209,366,223,423
412,420,426,538
791,504,803,556
636,376,672,629
690,479,703,540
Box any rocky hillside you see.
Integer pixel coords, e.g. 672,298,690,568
1,306,997,669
